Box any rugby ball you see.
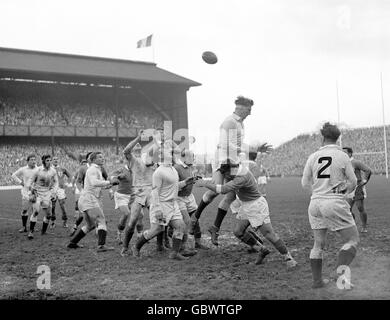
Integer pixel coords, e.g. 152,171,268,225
202,51,218,64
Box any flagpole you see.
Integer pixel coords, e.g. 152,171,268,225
152,34,155,63
336,80,342,147
380,72,388,178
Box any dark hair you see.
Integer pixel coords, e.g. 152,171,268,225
41,154,51,163
27,154,36,162
320,122,340,142
235,95,254,107
219,159,240,175
86,152,93,161
90,152,102,162
342,147,353,154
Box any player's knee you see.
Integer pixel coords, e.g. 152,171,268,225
97,223,107,232
233,227,245,239
203,191,216,203
310,248,323,259
81,225,91,234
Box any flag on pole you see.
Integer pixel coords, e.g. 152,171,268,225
136,34,153,48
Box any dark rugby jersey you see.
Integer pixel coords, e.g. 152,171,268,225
351,159,372,183
221,168,261,201
174,162,195,197
111,165,133,195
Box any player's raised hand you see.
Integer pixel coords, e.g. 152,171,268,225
258,143,273,154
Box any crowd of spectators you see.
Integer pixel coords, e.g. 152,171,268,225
260,126,390,176
0,97,164,129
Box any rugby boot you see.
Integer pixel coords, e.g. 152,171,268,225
180,248,198,257
131,245,141,258
208,225,220,246
19,227,27,233
67,243,84,249
120,247,130,257
195,240,209,250
97,245,115,252
169,251,190,261
255,247,271,265
27,231,34,239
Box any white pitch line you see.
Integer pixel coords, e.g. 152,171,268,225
0,217,20,222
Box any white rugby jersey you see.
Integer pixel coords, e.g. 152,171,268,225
27,166,58,193
301,144,357,200
12,165,39,186
82,164,110,198
217,113,245,164
152,164,179,202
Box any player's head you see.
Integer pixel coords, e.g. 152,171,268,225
219,159,240,179
41,154,52,169
234,95,254,120
181,149,195,166
52,156,59,166
26,154,36,167
320,122,341,143
153,127,165,145
342,147,353,158
86,152,93,164
90,152,104,166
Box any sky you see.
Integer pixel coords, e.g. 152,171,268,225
1,0,390,154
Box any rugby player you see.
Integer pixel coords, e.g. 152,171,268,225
69,152,109,236
25,154,59,239
174,149,209,251
257,164,270,197
11,154,39,233
120,130,170,257
342,147,372,233
131,140,196,260
197,161,297,267
109,158,143,246
50,156,72,228
302,122,359,289
69,156,88,236
190,96,272,246
67,152,119,252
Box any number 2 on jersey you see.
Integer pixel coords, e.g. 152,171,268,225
317,157,332,179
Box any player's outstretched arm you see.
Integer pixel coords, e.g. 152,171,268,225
301,157,313,190
123,130,143,158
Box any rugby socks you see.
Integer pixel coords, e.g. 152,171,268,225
21,213,28,228
172,237,183,253
29,221,36,232
238,231,258,247
41,221,49,234
214,208,227,229
360,211,368,228
337,245,357,268
310,259,323,286
123,227,134,249
70,229,86,244
273,239,288,255
97,229,107,246
51,200,56,220
164,227,171,248
156,231,164,250
75,215,83,226
194,199,210,220
135,234,149,250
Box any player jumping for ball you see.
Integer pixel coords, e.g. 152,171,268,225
190,96,272,246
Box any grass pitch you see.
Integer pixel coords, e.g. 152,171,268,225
1,177,389,300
